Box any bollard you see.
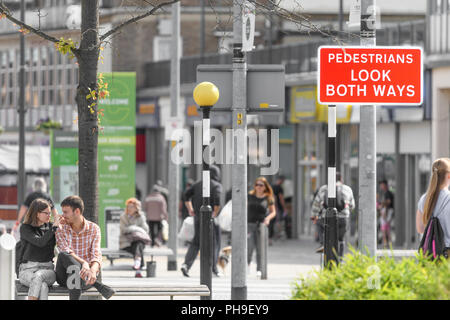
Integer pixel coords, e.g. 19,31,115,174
324,207,339,268
258,223,268,280
199,205,212,300
146,261,157,278
0,233,16,300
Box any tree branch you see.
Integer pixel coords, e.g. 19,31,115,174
99,0,180,42
0,3,60,44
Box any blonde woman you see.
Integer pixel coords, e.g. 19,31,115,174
247,177,277,275
416,158,450,258
120,198,150,277
19,198,60,300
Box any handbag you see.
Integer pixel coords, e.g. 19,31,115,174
161,220,169,242
125,225,151,245
178,216,195,242
216,200,232,232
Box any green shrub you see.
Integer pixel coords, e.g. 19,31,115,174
35,119,62,134
291,248,450,300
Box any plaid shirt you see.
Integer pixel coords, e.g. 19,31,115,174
55,218,102,266
311,182,355,218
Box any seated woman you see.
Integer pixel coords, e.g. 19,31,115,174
19,198,61,300
120,198,150,277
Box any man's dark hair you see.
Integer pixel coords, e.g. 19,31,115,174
336,171,342,182
61,195,84,214
380,180,388,186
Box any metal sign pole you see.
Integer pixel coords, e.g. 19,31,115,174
324,105,339,267
167,1,180,272
17,0,26,214
231,0,248,300
358,0,377,257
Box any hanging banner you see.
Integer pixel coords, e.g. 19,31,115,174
98,72,136,248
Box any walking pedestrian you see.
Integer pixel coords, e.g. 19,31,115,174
55,195,115,300
143,186,168,247
17,198,58,300
416,158,450,259
310,172,355,257
181,165,223,277
155,180,169,204
378,180,394,247
13,177,58,235
120,198,150,277
247,177,276,277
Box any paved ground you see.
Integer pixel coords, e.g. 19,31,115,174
48,234,321,300
102,235,321,300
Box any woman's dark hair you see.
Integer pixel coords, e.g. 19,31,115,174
61,195,84,215
23,198,51,226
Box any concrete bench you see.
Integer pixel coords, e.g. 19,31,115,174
376,249,417,261
102,247,173,266
15,280,210,300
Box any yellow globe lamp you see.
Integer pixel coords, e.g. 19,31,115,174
193,82,219,108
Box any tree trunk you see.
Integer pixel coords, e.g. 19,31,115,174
75,0,100,223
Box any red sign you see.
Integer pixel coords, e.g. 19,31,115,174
318,46,423,105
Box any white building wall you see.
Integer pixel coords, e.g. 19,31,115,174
431,66,450,160
280,0,426,14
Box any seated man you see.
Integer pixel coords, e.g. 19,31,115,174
55,195,115,300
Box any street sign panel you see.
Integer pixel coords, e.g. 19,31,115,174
318,46,423,105
197,64,285,113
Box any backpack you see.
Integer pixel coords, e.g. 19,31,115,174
323,185,346,213
15,240,26,278
418,216,446,260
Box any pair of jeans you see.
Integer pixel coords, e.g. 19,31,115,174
19,261,56,300
148,221,162,247
122,240,145,268
183,216,200,270
55,252,104,300
247,222,261,269
212,222,221,274
184,215,220,273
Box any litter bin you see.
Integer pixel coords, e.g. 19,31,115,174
146,261,156,278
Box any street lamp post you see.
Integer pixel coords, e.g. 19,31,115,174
17,0,26,215
193,82,219,301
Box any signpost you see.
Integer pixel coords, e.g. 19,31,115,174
317,43,423,259
197,64,285,113
318,46,423,105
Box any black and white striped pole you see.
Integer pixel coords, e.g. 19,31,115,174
324,105,339,268
193,82,219,300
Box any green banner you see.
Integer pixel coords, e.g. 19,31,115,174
98,72,136,248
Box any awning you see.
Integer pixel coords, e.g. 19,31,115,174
0,145,50,174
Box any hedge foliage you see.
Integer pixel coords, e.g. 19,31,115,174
291,248,450,300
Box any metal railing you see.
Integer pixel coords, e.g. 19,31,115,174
143,20,425,89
